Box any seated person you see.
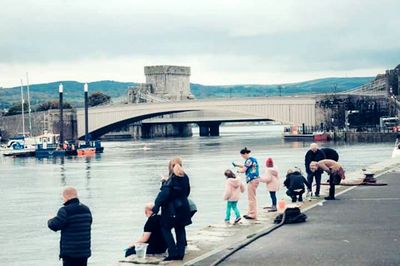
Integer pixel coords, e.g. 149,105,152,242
310,160,346,200
125,202,167,257
283,167,311,202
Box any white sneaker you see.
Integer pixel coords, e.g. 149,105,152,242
306,192,312,201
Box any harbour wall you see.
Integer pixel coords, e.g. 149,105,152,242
0,109,77,140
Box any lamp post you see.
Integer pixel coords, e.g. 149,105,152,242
84,83,89,145
59,83,64,146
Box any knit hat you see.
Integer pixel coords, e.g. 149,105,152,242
266,157,273,167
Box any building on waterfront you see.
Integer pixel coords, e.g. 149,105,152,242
355,64,400,96
128,65,194,103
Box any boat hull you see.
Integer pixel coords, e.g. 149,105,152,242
35,149,66,158
2,150,35,157
77,148,96,156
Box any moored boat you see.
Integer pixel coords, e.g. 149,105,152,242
1,137,36,157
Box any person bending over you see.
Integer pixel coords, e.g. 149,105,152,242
310,159,346,200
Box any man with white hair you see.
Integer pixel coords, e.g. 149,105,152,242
304,143,326,197
48,187,92,266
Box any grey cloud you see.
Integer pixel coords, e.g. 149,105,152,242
0,0,399,74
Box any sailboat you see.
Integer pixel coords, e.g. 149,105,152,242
2,78,36,157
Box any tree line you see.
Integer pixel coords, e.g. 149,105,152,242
2,92,111,116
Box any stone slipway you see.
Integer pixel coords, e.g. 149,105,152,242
116,157,400,266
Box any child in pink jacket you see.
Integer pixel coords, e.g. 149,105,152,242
224,169,245,224
259,158,280,212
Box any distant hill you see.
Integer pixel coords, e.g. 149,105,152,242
0,77,374,110
0,80,136,109
191,77,374,98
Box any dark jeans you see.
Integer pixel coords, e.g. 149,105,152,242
328,173,336,199
307,171,322,195
269,191,277,206
161,225,186,259
63,257,87,266
286,189,305,202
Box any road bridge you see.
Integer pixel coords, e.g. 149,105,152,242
76,96,317,139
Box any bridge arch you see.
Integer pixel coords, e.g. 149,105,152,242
76,97,317,139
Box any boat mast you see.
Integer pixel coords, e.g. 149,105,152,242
20,79,25,137
26,72,33,136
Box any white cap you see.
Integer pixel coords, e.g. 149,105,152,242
84,83,88,92
59,83,63,93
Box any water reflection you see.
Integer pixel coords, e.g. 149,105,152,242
60,158,66,186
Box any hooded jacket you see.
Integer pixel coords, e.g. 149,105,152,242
260,166,280,192
224,177,245,201
284,171,311,191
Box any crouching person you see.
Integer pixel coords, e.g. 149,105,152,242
310,160,346,200
284,167,311,203
125,202,167,257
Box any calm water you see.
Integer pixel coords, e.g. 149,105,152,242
0,125,393,265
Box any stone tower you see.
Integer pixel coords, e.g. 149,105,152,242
144,65,194,100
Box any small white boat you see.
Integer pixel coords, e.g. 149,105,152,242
392,140,400,158
1,138,36,157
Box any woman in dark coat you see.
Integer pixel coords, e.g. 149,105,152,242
152,157,192,261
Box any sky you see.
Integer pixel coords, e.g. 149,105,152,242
1,0,399,88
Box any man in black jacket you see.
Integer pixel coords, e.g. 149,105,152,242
48,187,92,266
304,143,326,197
320,147,339,162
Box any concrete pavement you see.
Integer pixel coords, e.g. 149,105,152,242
196,171,400,266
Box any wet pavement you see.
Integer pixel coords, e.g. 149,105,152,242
200,171,400,266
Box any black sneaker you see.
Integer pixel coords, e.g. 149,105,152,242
164,256,179,261
324,197,335,200
243,215,255,220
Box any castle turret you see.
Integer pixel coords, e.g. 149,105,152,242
144,65,194,100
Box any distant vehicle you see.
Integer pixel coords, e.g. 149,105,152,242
379,117,399,131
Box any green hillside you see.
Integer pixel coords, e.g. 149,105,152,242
191,77,374,98
0,77,374,110
0,80,135,109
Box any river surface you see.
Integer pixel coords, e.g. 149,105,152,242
0,125,394,265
